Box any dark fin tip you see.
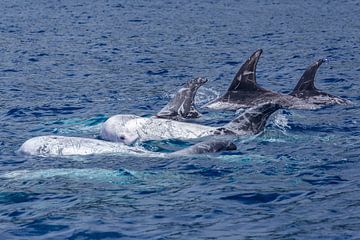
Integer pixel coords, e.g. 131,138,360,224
317,58,327,66
254,48,263,57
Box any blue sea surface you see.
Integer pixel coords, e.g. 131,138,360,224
1,0,360,239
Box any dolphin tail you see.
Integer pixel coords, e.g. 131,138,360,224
171,140,237,155
226,49,263,92
222,102,282,134
156,77,208,120
290,59,326,96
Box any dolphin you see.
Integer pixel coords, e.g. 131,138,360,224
19,135,237,157
156,77,208,120
17,77,221,157
289,58,351,106
100,102,282,144
204,49,350,110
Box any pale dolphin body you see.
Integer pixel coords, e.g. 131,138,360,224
100,102,282,144
204,49,350,110
19,135,160,157
19,135,237,157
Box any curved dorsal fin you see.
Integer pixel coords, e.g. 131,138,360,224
226,49,263,92
156,77,208,120
221,102,282,134
291,59,326,94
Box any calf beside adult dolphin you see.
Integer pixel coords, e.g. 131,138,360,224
204,49,350,110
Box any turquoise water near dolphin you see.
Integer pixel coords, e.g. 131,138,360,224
1,0,360,239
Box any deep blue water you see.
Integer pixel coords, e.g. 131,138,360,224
1,0,360,239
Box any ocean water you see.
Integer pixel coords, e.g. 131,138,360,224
1,0,360,239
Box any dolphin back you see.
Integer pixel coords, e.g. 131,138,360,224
223,102,282,134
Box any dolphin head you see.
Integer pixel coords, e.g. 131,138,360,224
100,114,141,145
115,131,139,145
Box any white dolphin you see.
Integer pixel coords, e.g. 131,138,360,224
19,135,236,157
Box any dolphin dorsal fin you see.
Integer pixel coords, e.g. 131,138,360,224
222,102,282,134
156,77,208,120
291,59,326,95
226,49,263,92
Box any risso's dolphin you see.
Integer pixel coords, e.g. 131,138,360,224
100,102,281,144
19,135,237,157
18,77,220,157
204,49,350,110
289,58,351,106
156,77,208,120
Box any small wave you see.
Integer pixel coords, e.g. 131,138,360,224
273,112,291,131
1,168,139,184
67,231,126,239
0,192,40,205
195,87,220,105
221,191,314,205
2,69,20,73
146,69,169,76
6,106,84,118
192,167,232,178
301,174,348,185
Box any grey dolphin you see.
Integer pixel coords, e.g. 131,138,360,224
203,49,288,110
204,50,350,110
289,58,351,106
156,77,208,120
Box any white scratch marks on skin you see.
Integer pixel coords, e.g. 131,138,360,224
243,70,254,76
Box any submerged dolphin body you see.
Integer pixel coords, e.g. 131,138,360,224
1,168,188,185
19,135,237,157
1,168,138,182
100,102,282,144
204,49,350,110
